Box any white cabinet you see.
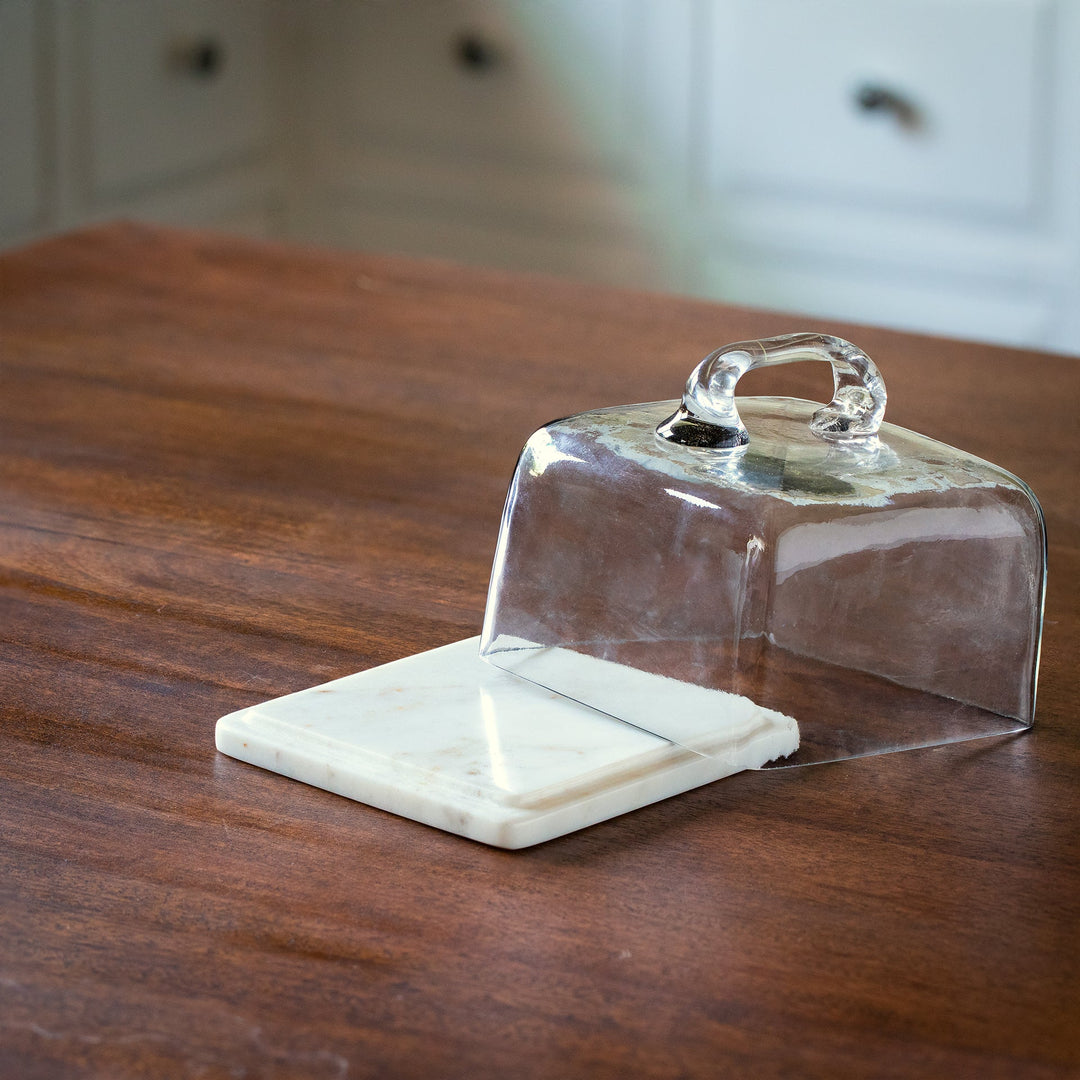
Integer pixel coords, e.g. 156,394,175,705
286,0,1080,353
3,0,1079,354
695,0,1080,351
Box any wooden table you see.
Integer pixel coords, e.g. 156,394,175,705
2,225,1077,1079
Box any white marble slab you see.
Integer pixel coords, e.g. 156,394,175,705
215,637,798,849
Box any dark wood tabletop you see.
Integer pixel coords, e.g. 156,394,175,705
1,224,1077,1079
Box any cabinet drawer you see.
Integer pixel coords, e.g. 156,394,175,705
83,0,271,198
307,0,628,171
705,0,1052,220
0,4,43,232
701,250,1054,348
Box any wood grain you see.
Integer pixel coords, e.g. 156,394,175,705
1,224,1077,1079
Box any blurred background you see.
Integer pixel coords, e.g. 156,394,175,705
3,0,1079,354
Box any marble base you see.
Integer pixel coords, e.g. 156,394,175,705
215,638,798,849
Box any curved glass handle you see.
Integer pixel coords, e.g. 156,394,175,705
656,333,887,450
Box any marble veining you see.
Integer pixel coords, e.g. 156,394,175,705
215,638,798,849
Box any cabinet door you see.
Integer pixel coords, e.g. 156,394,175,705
704,0,1051,219
0,3,43,233
82,0,271,198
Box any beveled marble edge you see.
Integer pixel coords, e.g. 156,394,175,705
217,708,771,849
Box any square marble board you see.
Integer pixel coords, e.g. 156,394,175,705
215,637,798,849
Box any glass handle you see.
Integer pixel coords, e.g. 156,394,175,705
656,333,887,450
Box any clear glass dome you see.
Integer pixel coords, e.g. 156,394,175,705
480,334,1045,766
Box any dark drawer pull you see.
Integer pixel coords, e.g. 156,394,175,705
168,37,226,79
454,32,499,73
854,83,921,130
